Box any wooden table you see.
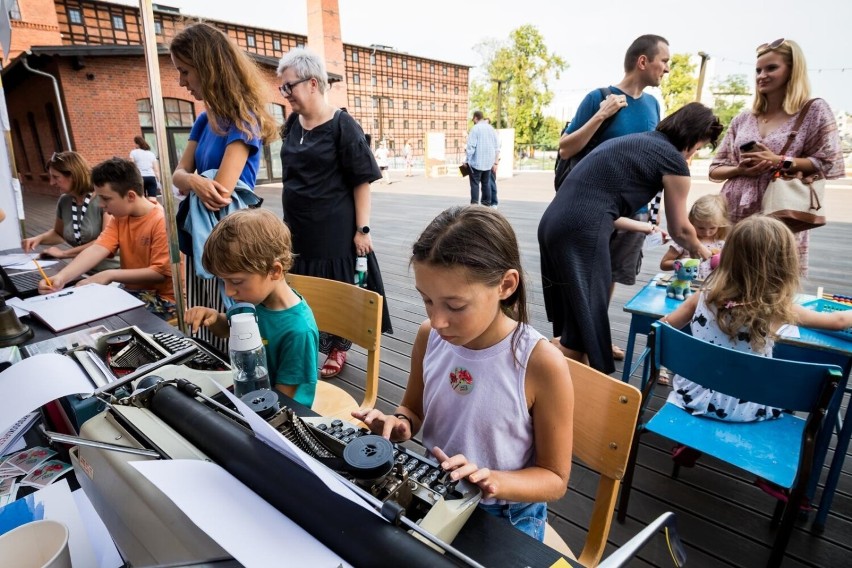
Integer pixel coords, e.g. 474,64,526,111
622,275,852,531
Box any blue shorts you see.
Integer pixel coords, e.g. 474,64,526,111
477,501,547,541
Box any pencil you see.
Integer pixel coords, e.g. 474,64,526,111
33,258,53,288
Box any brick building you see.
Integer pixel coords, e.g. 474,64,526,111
1,0,470,195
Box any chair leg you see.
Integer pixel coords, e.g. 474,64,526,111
617,431,643,523
767,485,807,568
770,499,785,528
671,462,681,480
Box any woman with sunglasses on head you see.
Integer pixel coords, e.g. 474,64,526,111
169,22,277,352
22,151,118,271
277,47,392,379
709,38,843,273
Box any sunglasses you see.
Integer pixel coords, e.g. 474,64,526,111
756,38,787,55
279,77,311,97
50,151,65,162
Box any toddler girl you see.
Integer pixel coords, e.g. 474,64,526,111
660,194,729,280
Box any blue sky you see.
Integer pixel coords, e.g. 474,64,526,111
161,0,852,118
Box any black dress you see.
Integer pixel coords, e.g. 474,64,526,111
537,131,689,373
281,110,392,333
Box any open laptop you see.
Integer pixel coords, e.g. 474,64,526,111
0,258,71,299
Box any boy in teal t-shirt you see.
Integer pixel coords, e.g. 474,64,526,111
185,209,319,406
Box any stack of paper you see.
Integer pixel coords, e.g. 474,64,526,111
7,284,143,332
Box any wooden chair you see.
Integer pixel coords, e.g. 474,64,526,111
546,358,642,567
285,274,383,421
617,322,842,568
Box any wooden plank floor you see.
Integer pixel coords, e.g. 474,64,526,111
20,180,852,567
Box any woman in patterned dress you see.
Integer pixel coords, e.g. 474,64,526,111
709,38,844,273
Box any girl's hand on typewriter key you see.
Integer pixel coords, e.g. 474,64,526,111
352,408,411,442
432,446,499,498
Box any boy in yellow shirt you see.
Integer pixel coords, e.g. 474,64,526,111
38,157,175,320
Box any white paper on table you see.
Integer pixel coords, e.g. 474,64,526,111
0,479,98,568
5,260,59,270
0,353,95,433
72,489,124,568
777,324,801,338
4,297,29,318
0,253,37,267
210,380,377,515
132,460,351,568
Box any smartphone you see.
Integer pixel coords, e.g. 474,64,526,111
739,141,756,152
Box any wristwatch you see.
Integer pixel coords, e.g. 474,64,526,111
357,226,370,235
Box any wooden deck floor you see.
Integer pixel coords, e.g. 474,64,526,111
20,177,852,567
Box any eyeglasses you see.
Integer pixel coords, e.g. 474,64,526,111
278,78,311,96
756,38,787,55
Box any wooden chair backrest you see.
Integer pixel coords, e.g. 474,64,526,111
567,358,642,567
286,274,383,409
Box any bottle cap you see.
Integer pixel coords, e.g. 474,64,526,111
229,312,263,352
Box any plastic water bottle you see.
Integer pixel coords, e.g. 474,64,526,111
227,303,271,397
355,256,368,288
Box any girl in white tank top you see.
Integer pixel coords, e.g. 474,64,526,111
354,206,575,541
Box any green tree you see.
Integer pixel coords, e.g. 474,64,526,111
660,53,697,114
711,74,751,139
470,25,566,147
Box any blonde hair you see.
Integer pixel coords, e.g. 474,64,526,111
202,209,294,276
689,194,730,240
170,22,278,143
752,39,811,115
705,216,799,350
46,151,92,198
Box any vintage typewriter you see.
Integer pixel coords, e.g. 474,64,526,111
63,376,481,567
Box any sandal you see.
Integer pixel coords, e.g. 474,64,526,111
657,369,671,387
320,348,347,379
612,344,625,361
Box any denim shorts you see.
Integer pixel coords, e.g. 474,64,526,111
478,501,547,541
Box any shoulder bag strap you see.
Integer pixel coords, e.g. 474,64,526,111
778,98,819,156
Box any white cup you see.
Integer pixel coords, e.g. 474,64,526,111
0,519,72,568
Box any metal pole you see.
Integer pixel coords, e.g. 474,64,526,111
495,79,503,129
21,55,72,151
138,0,186,332
695,52,710,103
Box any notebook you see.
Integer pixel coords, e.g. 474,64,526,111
7,284,144,332
0,260,70,299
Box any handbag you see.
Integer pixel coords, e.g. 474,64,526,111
761,99,826,232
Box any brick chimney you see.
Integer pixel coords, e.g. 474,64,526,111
305,0,348,109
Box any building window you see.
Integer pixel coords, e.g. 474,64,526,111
371,76,376,86
416,62,422,71
273,38,281,51
403,100,409,110
430,102,435,111
387,78,393,88
154,19,163,34
418,140,423,149
417,101,422,110
68,8,82,24
403,119,409,129
417,82,422,91
430,84,435,92
389,119,394,128
443,66,448,75
403,79,408,90
417,120,423,130
454,121,459,129
373,119,378,128
247,34,256,47
155,98,196,127
8,0,21,20
353,73,360,84
296,42,304,48
387,99,394,109
454,86,459,95
443,120,447,130
370,53,376,65
443,103,447,112
442,85,447,93
354,96,361,108
401,60,407,69
430,64,435,73
112,15,125,30
430,120,435,129
352,50,359,62
455,104,459,112
455,68,459,77
386,56,392,67
372,97,378,108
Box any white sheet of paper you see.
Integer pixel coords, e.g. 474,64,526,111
0,353,94,433
210,380,376,514
8,284,143,332
72,489,124,568
4,297,30,318
777,324,801,338
0,253,37,267
131,460,351,568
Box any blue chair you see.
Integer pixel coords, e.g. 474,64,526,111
617,322,842,568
